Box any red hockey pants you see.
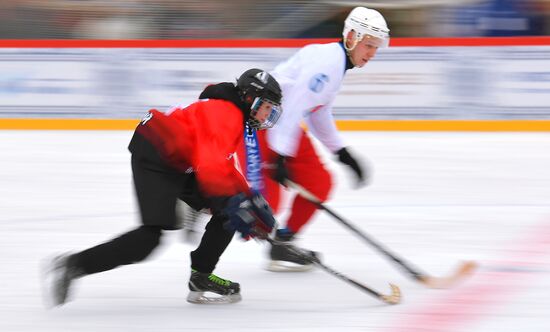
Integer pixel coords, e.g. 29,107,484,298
237,129,332,233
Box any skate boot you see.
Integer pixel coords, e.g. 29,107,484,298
187,269,241,304
42,253,84,307
267,229,320,272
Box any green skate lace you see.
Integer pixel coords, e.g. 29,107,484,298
207,274,231,286
191,269,231,286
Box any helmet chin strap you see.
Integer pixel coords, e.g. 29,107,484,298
343,32,362,67
344,37,359,52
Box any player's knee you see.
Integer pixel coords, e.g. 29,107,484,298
134,226,162,261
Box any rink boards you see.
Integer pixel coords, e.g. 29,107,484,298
1,37,550,130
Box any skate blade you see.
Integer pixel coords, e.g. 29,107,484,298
186,291,242,304
266,260,314,272
40,258,56,308
40,255,68,308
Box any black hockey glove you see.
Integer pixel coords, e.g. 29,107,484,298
222,192,276,240
273,155,290,185
336,147,366,188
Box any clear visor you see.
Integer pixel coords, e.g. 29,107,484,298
362,34,389,48
249,97,283,130
349,18,390,48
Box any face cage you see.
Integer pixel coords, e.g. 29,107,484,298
248,97,282,130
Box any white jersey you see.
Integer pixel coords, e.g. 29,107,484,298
268,42,348,157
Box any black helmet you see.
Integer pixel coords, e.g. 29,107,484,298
236,68,283,130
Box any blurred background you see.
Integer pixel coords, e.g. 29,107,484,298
1,3,550,330
1,1,549,122
1,0,549,39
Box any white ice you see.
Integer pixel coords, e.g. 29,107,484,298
1,130,550,332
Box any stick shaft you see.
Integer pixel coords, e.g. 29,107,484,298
285,180,426,282
265,238,397,303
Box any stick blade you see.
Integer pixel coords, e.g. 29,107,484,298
380,283,401,305
419,260,478,289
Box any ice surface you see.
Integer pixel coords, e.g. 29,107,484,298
1,130,549,332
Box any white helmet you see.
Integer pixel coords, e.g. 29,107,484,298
343,7,390,50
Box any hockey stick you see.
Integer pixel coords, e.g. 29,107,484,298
284,180,477,289
265,237,401,305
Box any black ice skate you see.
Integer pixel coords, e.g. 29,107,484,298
267,230,319,272
42,253,84,307
187,269,241,304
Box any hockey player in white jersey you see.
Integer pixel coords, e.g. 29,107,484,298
235,7,390,271
181,7,390,270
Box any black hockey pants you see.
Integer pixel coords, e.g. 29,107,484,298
74,220,234,275
72,131,236,276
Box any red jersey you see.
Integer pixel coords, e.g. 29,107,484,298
136,99,250,197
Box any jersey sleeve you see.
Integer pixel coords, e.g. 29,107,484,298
303,102,345,153
268,43,346,157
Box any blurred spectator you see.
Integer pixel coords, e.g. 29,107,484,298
478,0,545,36
437,0,546,37
152,1,231,39
1,0,549,39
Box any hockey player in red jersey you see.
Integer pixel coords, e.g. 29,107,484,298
242,7,390,271
43,68,283,306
